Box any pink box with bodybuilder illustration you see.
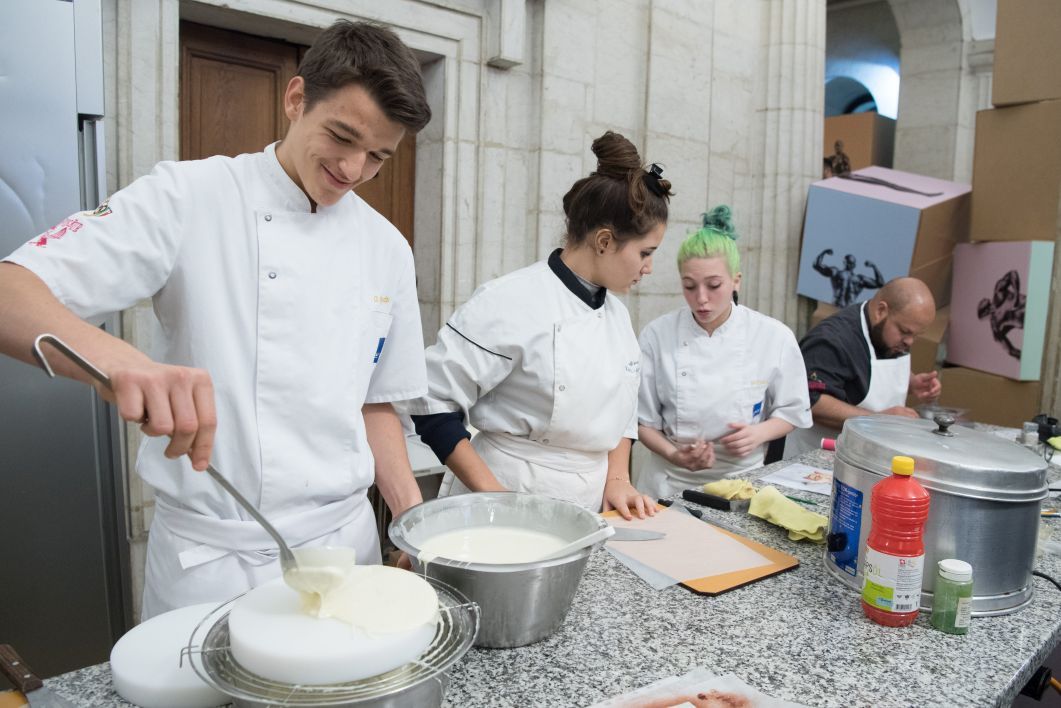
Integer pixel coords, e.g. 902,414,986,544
946,240,1055,381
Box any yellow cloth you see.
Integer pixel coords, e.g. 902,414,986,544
702,479,756,500
748,485,828,543
1047,435,1061,451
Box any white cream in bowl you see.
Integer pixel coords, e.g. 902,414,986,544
417,525,568,564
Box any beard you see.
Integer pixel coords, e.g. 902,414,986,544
869,319,908,359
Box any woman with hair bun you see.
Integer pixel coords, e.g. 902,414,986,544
635,206,812,498
405,131,671,518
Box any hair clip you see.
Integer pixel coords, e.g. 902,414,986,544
644,163,666,198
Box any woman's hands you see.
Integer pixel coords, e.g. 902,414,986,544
602,478,656,520
667,440,715,471
719,422,768,458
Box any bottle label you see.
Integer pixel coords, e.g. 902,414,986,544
955,596,972,628
829,479,864,576
862,549,924,613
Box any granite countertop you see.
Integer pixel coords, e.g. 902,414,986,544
47,443,1061,708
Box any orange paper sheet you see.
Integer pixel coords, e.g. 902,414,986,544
607,507,774,582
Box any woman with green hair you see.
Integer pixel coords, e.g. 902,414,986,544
635,206,811,497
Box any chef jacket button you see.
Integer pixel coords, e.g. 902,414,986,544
268,272,277,279
559,385,566,391
542,438,550,444
681,371,687,377
264,214,272,222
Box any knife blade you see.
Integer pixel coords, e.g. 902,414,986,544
609,527,666,541
0,646,76,708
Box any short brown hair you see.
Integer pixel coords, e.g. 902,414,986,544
299,20,431,132
562,131,674,246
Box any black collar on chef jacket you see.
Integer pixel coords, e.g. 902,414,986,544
548,248,607,310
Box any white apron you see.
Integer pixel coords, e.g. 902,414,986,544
438,307,639,510
638,309,768,498
787,302,910,456
142,493,380,618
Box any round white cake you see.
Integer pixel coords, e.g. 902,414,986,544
228,566,440,685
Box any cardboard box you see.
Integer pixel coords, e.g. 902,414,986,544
910,306,950,376
904,306,949,408
938,366,1041,428
824,113,895,173
970,100,1061,243
796,166,971,308
810,302,839,330
992,0,1061,107
946,241,1054,381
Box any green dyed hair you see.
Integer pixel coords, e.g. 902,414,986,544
677,205,741,275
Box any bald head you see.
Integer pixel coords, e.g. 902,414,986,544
867,278,936,358
875,277,936,318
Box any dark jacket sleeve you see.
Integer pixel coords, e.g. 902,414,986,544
799,304,873,407
411,411,472,465
800,335,856,406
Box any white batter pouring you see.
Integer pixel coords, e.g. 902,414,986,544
283,546,439,634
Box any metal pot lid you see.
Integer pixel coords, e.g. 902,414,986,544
836,415,1048,502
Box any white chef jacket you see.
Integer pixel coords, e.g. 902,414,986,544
636,305,811,497
402,258,641,510
4,143,427,616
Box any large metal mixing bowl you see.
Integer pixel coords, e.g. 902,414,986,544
389,492,605,648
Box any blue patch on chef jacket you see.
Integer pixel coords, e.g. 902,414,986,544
373,337,386,363
752,400,763,417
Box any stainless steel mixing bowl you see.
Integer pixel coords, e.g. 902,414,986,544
389,492,605,648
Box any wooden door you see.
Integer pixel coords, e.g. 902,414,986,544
179,21,415,245
355,132,416,242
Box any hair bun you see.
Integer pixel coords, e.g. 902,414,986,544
591,131,642,180
701,205,738,240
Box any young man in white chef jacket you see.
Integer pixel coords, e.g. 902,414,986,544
0,21,431,619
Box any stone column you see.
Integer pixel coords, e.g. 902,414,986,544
889,0,965,181
744,0,826,330
952,38,994,184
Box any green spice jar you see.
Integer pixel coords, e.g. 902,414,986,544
930,559,973,635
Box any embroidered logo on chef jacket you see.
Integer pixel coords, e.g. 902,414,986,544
625,360,641,375
82,201,112,218
752,400,764,423
373,337,386,363
31,217,84,247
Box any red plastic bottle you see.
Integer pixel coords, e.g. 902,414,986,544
861,455,931,627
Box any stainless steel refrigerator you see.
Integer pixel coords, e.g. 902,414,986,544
0,0,133,679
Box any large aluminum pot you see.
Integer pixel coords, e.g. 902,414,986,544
825,415,1047,616
389,492,604,647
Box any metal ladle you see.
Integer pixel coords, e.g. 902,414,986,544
30,333,340,594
